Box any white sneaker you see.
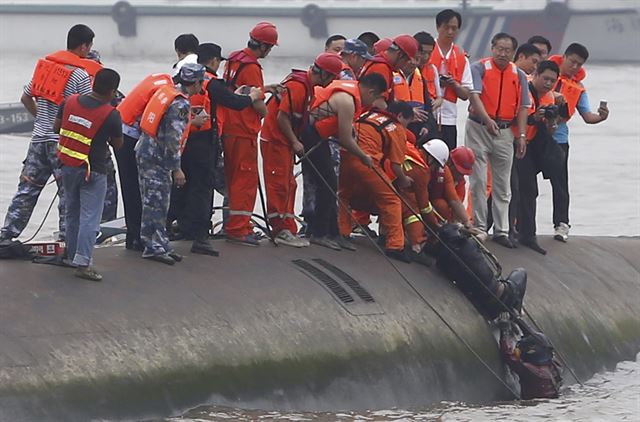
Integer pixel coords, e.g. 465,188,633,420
275,230,308,248
554,223,570,242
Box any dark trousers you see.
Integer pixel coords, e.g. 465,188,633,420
168,131,217,240
301,125,338,238
516,140,543,240
114,134,142,248
441,124,458,151
550,143,570,227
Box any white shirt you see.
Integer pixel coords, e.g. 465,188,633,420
434,40,473,126
172,53,198,77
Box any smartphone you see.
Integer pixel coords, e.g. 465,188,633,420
599,100,607,108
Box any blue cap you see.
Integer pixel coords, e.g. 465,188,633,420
342,39,374,60
178,63,206,83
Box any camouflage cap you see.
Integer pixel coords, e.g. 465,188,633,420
178,63,206,83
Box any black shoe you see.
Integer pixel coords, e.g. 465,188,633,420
385,248,411,263
493,235,516,249
191,239,220,256
126,240,144,251
168,231,185,241
519,237,547,255
335,236,356,251
168,252,183,262
143,254,175,265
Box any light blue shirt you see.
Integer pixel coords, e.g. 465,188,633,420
553,90,591,144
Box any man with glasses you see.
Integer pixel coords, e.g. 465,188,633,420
466,32,530,249
221,22,276,246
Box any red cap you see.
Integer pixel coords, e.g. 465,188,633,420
250,21,278,45
392,34,419,59
374,38,393,55
314,52,343,75
450,146,475,175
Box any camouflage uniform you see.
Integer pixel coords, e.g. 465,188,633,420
0,142,66,240
101,151,118,222
136,96,190,257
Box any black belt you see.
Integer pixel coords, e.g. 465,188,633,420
468,114,512,129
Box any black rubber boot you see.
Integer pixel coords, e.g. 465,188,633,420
191,238,220,257
385,248,412,263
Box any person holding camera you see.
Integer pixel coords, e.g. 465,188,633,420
514,60,562,255
547,43,609,242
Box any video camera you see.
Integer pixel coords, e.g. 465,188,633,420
540,104,559,119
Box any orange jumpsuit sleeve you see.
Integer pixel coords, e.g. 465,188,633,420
363,62,393,100
224,61,265,137
443,166,459,202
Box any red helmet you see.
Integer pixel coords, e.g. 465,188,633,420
314,52,343,75
450,146,475,175
250,21,278,46
374,38,393,55
392,34,419,59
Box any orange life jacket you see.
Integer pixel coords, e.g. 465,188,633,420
392,71,411,102
359,54,395,100
223,49,261,89
189,72,213,133
428,43,466,103
554,76,585,120
140,85,190,149
276,69,314,134
117,73,173,126
29,50,100,105
476,58,522,121
57,94,114,176
512,78,556,141
310,80,362,140
410,65,437,105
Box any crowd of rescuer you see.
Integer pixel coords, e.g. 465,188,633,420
168,43,262,256
54,69,123,281
261,52,344,248
0,24,96,244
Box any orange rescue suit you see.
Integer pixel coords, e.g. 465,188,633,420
222,48,265,237
261,69,314,236
29,50,102,105
359,54,395,101
338,109,405,250
117,73,174,126
427,43,466,103
430,164,462,222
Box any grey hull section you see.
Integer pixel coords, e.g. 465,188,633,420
0,236,638,421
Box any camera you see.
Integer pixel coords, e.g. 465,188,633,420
540,104,559,119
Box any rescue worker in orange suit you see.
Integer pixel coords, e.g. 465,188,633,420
135,63,205,265
221,22,275,246
261,52,343,248
0,24,97,244
386,102,439,265
301,75,381,251
428,9,472,150
169,43,262,256
448,146,475,205
116,71,175,251
339,39,373,81
466,32,530,249
359,35,419,102
547,43,608,243
514,60,563,255
338,98,411,261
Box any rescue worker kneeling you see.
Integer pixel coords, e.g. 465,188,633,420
337,96,411,262
261,52,343,247
436,223,527,320
136,63,205,265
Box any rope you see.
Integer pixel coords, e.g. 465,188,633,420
301,153,520,399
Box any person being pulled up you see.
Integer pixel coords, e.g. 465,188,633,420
498,312,563,399
435,223,527,320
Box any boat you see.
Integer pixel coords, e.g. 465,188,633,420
0,103,34,134
0,1,639,61
0,234,638,420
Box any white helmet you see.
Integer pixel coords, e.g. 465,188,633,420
422,139,449,167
